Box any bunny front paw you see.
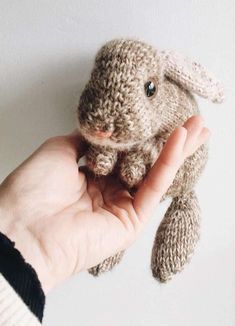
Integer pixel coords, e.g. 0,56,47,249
120,160,147,188
86,145,118,176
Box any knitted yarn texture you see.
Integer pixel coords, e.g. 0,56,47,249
77,39,224,282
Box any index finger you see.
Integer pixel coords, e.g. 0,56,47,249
133,126,187,222
133,115,210,223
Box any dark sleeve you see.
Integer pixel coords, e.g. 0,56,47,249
0,232,45,322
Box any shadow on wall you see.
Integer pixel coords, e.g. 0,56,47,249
0,55,92,177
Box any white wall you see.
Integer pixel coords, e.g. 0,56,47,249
0,1,235,325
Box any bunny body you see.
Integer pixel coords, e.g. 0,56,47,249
77,39,223,282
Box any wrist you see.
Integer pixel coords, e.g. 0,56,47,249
0,186,84,293
0,182,19,235
0,203,15,240
0,231,45,321
0,200,47,291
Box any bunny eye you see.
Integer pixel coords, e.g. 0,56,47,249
144,79,157,98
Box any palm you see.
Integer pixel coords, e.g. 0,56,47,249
35,138,138,269
0,136,138,291
38,160,138,279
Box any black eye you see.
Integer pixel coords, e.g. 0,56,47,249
144,80,157,98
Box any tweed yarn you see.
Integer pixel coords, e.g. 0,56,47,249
77,39,224,282
151,191,200,282
163,50,224,104
88,251,125,276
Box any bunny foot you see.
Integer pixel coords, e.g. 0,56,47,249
151,191,200,282
86,144,118,176
119,159,147,188
88,251,124,276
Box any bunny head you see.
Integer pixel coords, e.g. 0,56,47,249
78,39,224,149
78,39,164,149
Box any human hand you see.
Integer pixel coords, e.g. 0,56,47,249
0,116,209,293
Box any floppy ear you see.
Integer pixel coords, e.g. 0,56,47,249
161,50,224,103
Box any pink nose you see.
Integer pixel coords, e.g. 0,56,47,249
94,130,113,138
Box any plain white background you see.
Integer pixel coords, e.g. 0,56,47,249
0,1,235,325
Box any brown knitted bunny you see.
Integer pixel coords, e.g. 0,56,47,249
77,39,224,282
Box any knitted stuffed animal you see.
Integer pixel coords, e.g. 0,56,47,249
77,39,224,282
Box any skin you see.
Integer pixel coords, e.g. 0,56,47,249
0,116,209,294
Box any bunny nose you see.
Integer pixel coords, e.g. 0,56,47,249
94,130,113,138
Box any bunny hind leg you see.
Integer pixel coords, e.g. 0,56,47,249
151,190,200,282
88,251,125,276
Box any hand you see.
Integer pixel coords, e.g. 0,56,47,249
0,116,209,293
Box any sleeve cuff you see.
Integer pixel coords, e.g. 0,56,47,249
0,274,41,325
0,232,45,322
